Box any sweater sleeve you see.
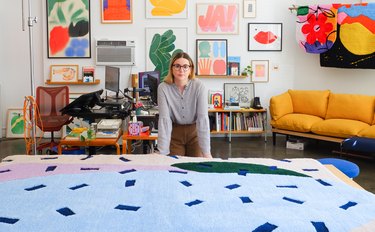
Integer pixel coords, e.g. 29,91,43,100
196,82,211,154
157,84,172,155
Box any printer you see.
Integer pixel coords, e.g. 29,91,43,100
96,119,122,138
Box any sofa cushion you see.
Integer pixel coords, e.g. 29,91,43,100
311,119,370,138
288,89,330,118
358,126,375,138
270,113,324,132
269,92,293,121
325,93,375,124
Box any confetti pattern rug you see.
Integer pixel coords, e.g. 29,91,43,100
1,155,375,232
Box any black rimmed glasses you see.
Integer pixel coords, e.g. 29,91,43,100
172,64,191,72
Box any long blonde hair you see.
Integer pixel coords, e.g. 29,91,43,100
163,52,196,84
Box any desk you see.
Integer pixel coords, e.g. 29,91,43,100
122,132,158,154
58,132,122,155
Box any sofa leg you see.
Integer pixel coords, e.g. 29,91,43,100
272,132,276,145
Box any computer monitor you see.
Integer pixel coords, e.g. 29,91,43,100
138,71,160,97
105,66,121,99
146,74,159,105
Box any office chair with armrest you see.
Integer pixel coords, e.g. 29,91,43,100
36,86,73,154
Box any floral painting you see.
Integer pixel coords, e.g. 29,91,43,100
296,5,337,54
47,0,91,58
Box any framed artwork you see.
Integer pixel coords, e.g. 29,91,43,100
146,0,187,18
243,0,256,18
251,60,269,83
196,39,228,76
145,27,187,82
6,109,25,138
138,71,160,96
101,0,132,23
248,23,282,51
196,3,239,34
50,65,79,82
47,0,91,58
224,83,254,108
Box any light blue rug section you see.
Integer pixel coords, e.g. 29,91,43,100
1,170,375,231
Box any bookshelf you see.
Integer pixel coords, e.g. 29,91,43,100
197,75,246,78
208,108,267,142
45,79,100,85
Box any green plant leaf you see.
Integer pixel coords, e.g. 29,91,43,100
149,29,182,82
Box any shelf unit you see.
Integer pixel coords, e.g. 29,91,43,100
45,79,100,85
208,108,267,142
197,75,246,78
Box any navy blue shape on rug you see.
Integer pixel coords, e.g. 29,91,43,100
253,222,278,232
185,199,203,207
115,205,141,211
56,207,75,216
311,221,329,232
0,217,19,224
340,201,357,210
119,169,137,174
69,184,89,190
25,184,46,191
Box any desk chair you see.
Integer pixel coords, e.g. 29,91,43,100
36,86,72,154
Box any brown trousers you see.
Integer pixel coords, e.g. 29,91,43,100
170,123,202,157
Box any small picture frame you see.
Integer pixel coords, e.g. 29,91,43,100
82,66,95,83
243,0,256,18
251,60,269,83
224,83,254,108
101,0,133,23
50,65,79,82
248,23,282,51
6,109,26,138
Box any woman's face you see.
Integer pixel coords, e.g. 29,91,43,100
172,57,191,83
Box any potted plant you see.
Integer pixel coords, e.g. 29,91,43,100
241,65,253,77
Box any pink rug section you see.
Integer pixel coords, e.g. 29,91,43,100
0,163,179,182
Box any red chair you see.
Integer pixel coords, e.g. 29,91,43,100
36,86,72,154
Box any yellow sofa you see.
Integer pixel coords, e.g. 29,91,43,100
269,90,375,145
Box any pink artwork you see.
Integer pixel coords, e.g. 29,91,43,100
196,3,239,34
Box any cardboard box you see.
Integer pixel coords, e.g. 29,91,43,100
286,141,305,150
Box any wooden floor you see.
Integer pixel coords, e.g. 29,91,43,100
1,135,375,193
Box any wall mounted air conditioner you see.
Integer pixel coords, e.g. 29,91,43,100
96,39,135,66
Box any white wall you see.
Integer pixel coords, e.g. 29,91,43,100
1,0,375,136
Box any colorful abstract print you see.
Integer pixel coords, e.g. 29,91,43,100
321,3,375,69
47,0,90,58
297,3,375,69
296,4,339,54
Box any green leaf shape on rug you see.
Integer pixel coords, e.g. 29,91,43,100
172,162,310,177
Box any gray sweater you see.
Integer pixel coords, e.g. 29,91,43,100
157,78,211,155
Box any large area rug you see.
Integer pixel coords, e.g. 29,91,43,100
1,154,375,231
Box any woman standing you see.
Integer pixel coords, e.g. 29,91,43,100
157,52,212,158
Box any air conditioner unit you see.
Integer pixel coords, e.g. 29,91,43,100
96,39,135,66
